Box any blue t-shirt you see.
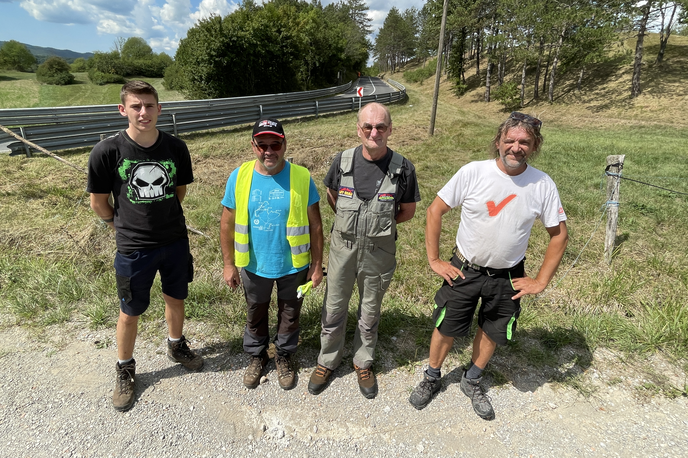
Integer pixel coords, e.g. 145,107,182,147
222,161,320,278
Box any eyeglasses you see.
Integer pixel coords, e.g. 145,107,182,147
358,123,389,134
253,140,284,152
509,112,542,129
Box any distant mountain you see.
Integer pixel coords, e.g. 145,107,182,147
0,41,94,64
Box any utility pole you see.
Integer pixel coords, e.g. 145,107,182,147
429,0,449,136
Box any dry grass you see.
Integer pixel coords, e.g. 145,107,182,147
1,36,687,393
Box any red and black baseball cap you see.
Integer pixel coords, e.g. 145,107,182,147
252,118,285,138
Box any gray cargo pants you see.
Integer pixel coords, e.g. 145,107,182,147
317,230,396,370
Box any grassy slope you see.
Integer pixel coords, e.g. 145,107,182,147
0,72,184,108
0,34,686,396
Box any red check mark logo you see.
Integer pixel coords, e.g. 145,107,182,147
487,194,516,217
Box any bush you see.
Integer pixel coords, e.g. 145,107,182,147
36,57,75,85
88,68,126,85
163,63,184,90
453,80,469,96
70,58,87,72
403,59,436,84
492,81,521,110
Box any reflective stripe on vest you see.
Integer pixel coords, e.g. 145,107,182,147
234,160,311,268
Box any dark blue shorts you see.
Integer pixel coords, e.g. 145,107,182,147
432,254,524,346
114,238,192,316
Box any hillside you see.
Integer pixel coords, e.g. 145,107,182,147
396,32,688,129
0,40,93,64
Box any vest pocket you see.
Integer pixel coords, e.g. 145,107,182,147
366,209,394,238
334,208,358,236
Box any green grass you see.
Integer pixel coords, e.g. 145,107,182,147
0,71,184,108
1,44,688,395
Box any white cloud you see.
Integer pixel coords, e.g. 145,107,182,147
160,0,192,27
190,0,235,24
20,0,93,24
149,36,180,53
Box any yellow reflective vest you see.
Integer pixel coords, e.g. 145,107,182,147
234,160,311,268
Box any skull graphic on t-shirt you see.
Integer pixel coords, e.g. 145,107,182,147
129,162,171,201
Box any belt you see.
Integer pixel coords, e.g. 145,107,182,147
453,249,522,277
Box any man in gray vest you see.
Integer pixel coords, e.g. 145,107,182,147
308,102,420,399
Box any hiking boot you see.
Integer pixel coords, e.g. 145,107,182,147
167,335,204,371
354,364,378,399
112,359,136,412
243,353,269,389
275,354,296,390
460,370,495,420
409,373,441,410
308,364,333,395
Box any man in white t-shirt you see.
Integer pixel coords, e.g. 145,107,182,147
409,112,568,420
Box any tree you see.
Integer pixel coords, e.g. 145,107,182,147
0,40,36,72
655,1,682,64
36,56,75,85
374,7,418,72
631,1,653,98
70,57,87,72
121,37,154,60
173,0,358,98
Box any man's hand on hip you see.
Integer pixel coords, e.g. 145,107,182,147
510,276,547,300
429,258,464,287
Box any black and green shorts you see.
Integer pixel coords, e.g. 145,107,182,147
432,254,525,346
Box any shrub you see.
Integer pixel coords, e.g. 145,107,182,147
453,80,469,96
492,81,521,110
88,68,126,85
403,59,436,84
70,58,87,72
163,63,184,90
36,56,75,85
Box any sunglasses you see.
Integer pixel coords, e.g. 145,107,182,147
509,112,542,129
359,123,389,134
253,140,284,152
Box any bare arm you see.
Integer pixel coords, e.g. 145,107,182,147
326,187,338,212
395,201,416,224
426,196,463,285
90,193,115,230
220,206,241,289
176,185,187,203
511,221,568,299
306,202,324,288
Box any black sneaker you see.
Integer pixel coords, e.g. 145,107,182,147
167,335,204,371
460,370,495,420
308,364,333,395
409,373,441,410
243,353,269,389
275,354,296,390
113,359,136,412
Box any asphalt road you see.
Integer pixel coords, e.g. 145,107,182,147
340,77,396,97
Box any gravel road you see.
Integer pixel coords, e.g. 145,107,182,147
1,321,686,458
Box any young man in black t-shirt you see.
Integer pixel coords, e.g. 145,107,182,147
87,81,203,412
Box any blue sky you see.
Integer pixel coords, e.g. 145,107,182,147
0,0,427,56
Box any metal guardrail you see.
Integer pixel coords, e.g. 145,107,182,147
0,79,407,156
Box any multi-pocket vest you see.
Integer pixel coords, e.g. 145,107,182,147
334,148,403,243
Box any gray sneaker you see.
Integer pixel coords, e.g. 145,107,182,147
460,370,495,420
409,373,441,410
275,354,296,390
167,335,204,371
112,359,136,412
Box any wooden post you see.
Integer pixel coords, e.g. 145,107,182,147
604,155,625,264
428,0,449,136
